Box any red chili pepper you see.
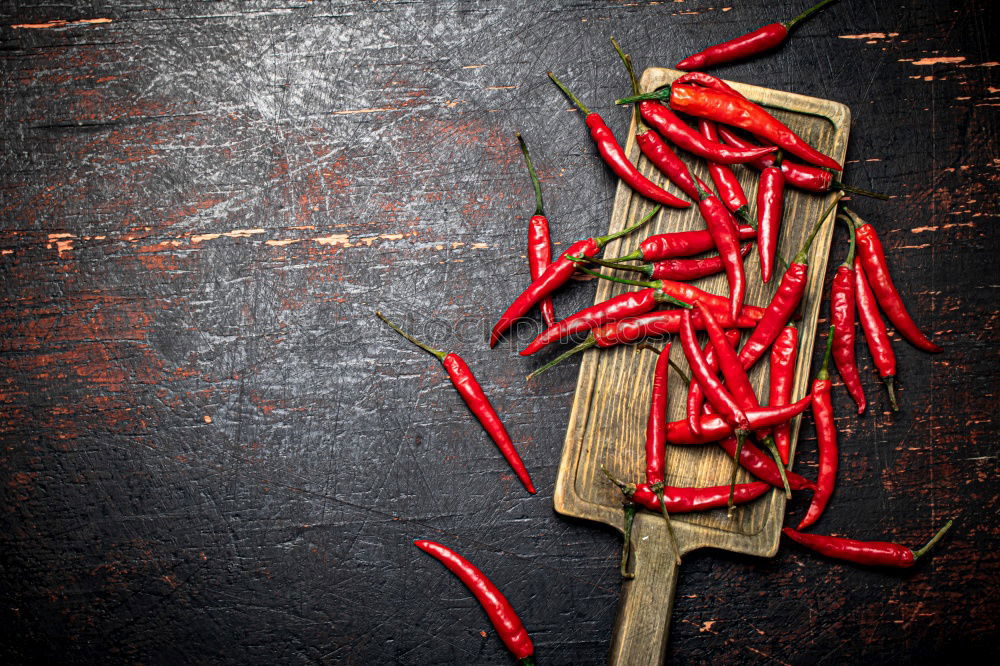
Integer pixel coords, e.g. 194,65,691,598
642,344,682,563
490,206,658,347
604,468,771,513
607,224,757,263
618,85,843,172
830,215,866,413
517,133,556,329
693,177,745,322
676,0,839,71
695,302,758,416
716,126,889,199
686,328,741,435
583,244,752,282
854,255,898,410
679,309,749,429
666,396,813,445
548,72,689,208
798,328,837,530
699,120,755,228
782,520,953,568
769,323,799,465
757,154,786,283
843,207,942,353
738,196,840,369
519,286,690,356
638,99,777,165
675,71,745,97
716,434,815,492
377,313,536,494
414,540,535,664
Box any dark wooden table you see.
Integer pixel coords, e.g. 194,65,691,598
2,2,997,663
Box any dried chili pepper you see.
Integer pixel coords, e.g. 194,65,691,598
490,206,658,347
679,309,749,430
666,396,813,445
716,126,889,199
414,540,535,664
618,84,842,172
606,224,757,263
583,244,752,282
769,322,799,464
757,152,786,283
517,133,556,329
738,196,840,369
843,207,942,353
854,255,898,410
831,215,866,413
693,177,745,321
519,286,690,356
378,312,536,494
700,120,755,227
548,72,689,208
676,0,839,71
644,344,682,564
798,327,837,530
638,100,776,165
782,520,953,568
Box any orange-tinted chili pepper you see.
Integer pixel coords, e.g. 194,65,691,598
854,255,898,410
517,133,556,329
680,309,749,430
798,328,837,530
676,0,839,71
548,72,689,208
769,322,799,464
782,520,953,568
699,120,755,227
831,215,866,413
584,244,751,282
607,224,757,263
757,154,786,283
843,207,942,353
694,177,745,321
378,313,536,494
490,206,658,347
414,540,535,664
618,85,843,172
638,99,776,165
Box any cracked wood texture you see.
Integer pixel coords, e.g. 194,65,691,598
0,1,996,664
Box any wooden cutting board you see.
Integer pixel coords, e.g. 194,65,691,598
552,68,850,665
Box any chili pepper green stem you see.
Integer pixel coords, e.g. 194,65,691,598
817,325,835,381
838,213,856,266
784,0,839,31
376,311,447,361
526,338,595,381
548,71,592,116
576,265,658,289
594,205,662,247
727,431,749,517
638,344,692,383
884,377,899,412
516,133,544,217
569,255,651,277
834,181,890,200
650,482,683,565
792,195,841,264
761,435,792,498
615,87,671,106
620,502,637,578
520,658,536,666
605,249,644,262
912,519,954,560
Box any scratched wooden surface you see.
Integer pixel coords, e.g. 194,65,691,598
1,1,997,664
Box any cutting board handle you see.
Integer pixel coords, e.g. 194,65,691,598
608,519,682,666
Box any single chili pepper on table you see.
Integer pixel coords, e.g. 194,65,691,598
490,205,659,347
676,0,840,71
679,309,749,430
548,72,690,208
830,214,867,413
582,243,752,282
414,540,535,665
798,327,837,530
699,120,756,228
737,195,841,369
643,344,682,564
716,125,889,199
686,328,741,436
854,254,899,410
666,396,813,445
693,177,745,322
769,322,799,465
843,207,942,353
519,285,691,356
605,224,757,263
782,520,953,568
618,84,843,172
757,151,786,283
517,133,556,329
377,312,536,494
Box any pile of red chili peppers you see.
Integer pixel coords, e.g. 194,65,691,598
377,4,952,662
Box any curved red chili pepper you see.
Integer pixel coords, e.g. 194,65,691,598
378,313,536,494
638,100,776,165
694,177,745,322
854,255,898,410
679,309,749,430
831,215,866,413
608,224,757,263
490,206,659,347
583,244,752,282
676,0,839,70
675,71,744,98
716,434,815,492
699,120,755,227
695,302,758,415
667,395,813,445
757,159,786,283
782,520,953,568
798,328,837,530
769,323,798,465
548,72,689,208
517,133,556,329
414,540,535,664
843,207,942,353
686,329,741,435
